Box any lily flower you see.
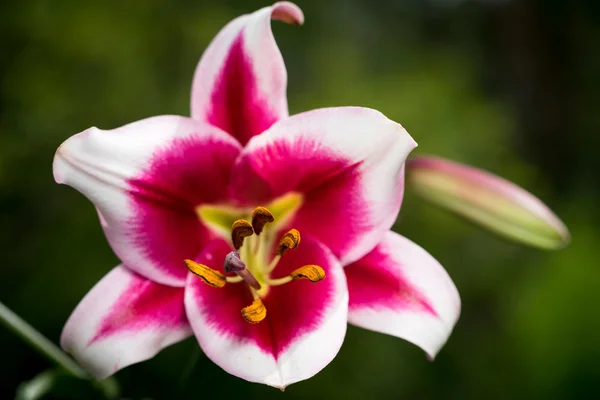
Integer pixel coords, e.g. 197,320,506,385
54,2,460,388
406,155,570,249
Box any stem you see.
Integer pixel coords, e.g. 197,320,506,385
0,301,88,378
180,346,201,383
176,345,201,396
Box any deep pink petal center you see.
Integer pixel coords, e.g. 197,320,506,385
207,35,279,145
187,236,337,358
127,136,240,282
90,271,186,345
230,137,372,263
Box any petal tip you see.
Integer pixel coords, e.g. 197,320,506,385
59,329,71,354
403,127,418,151
52,150,67,184
52,141,72,185
53,127,99,185
272,2,304,25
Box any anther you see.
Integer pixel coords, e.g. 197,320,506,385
276,229,301,255
224,251,261,291
231,219,253,250
251,207,274,235
241,298,267,324
267,264,326,286
290,265,326,282
184,259,226,288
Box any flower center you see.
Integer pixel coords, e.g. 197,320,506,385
185,204,325,324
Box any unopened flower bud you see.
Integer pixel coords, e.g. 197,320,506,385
406,155,570,250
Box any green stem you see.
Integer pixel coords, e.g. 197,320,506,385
176,345,201,395
0,301,88,378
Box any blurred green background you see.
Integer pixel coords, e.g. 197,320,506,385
1,0,599,398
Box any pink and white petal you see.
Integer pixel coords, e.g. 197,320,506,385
61,266,191,379
345,231,460,359
190,2,303,145
184,236,348,389
54,116,242,286
229,107,417,266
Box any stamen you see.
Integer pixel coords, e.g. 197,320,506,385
231,219,253,250
184,259,226,288
268,265,326,286
241,298,267,324
224,251,261,291
251,207,274,235
276,229,301,256
266,254,281,274
290,265,326,282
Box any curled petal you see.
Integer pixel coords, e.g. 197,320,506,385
345,232,460,359
185,237,348,389
54,116,241,286
229,107,417,265
191,2,303,145
61,266,191,379
406,155,570,249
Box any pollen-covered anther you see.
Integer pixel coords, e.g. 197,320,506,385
276,229,301,256
184,259,226,288
241,298,267,324
251,206,274,235
290,265,326,282
231,219,253,249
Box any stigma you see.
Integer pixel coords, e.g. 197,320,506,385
184,205,326,324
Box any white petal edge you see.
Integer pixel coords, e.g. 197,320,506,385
347,231,461,359
61,266,191,379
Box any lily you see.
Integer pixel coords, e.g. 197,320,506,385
54,2,460,388
406,155,570,249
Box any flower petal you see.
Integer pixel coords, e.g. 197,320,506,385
345,231,460,359
61,266,191,379
53,116,242,286
229,107,417,265
406,155,570,249
191,2,303,145
184,236,348,389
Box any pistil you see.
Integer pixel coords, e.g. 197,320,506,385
224,251,261,291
